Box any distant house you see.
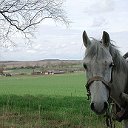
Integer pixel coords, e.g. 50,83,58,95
45,70,65,75
53,71,65,74
31,71,43,75
4,73,12,77
44,70,53,75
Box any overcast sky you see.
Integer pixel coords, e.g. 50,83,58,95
1,0,128,61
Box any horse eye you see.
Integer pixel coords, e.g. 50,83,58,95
109,62,114,67
83,64,87,69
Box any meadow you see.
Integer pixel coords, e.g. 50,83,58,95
0,73,123,128
0,73,85,96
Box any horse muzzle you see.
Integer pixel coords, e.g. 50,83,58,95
90,101,108,115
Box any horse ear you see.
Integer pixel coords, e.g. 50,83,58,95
83,31,91,47
102,31,110,47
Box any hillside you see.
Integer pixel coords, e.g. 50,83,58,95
0,59,84,75
0,59,82,68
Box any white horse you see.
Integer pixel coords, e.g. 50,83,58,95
83,31,128,128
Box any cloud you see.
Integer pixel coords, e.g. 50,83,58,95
2,25,83,61
91,17,108,27
1,0,128,61
82,0,115,30
26,49,37,54
110,31,128,55
84,0,114,14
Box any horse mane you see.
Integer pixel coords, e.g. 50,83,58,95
109,43,128,73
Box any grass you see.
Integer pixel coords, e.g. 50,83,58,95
0,95,107,128
0,73,86,97
0,72,123,127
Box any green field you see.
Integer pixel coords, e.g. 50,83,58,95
0,73,123,128
0,73,86,96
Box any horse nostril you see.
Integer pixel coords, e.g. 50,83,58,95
90,102,95,111
104,102,108,110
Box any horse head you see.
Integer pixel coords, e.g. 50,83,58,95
83,31,114,114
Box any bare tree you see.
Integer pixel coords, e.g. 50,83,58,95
0,0,68,47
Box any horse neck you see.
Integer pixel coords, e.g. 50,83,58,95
111,59,128,107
